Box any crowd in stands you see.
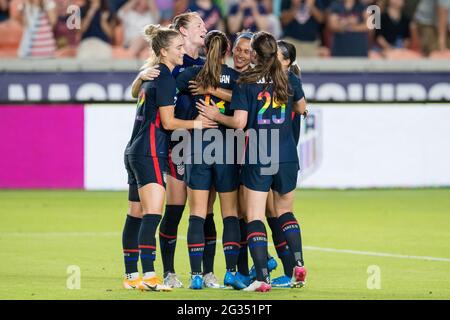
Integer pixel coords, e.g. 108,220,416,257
0,0,449,59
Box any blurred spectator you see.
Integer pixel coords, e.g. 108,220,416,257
414,0,450,55
53,0,80,55
118,0,159,57
402,0,420,20
0,0,9,22
227,0,268,40
261,0,282,38
280,0,326,57
188,0,224,31
109,0,127,13
78,0,117,59
375,0,411,52
17,0,57,58
327,0,369,57
157,0,174,24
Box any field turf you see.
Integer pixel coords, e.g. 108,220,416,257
0,189,449,300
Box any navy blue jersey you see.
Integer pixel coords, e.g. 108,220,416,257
289,71,305,145
125,63,177,157
177,64,240,156
231,72,304,164
172,54,205,121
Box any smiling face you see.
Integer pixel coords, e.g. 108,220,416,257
161,35,185,69
183,15,207,47
233,37,252,71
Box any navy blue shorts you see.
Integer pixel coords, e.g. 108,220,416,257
167,148,185,181
184,163,240,193
125,154,166,189
240,162,299,194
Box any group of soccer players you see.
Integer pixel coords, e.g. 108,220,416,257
121,12,308,293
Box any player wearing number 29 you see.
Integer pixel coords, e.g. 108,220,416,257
224,31,307,292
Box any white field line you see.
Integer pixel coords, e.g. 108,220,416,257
1,232,450,263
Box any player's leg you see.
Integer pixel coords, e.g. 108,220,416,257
214,163,246,289
129,155,171,292
236,186,250,285
184,163,213,289
122,156,143,289
242,186,271,292
218,190,246,290
272,162,306,287
266,189,297,288
202,186,218,287
159,165,186,287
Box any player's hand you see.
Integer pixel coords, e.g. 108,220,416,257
194,114,218,129
139,66,160,81
196,99,221,122
188,81,209,95
302,109,309,119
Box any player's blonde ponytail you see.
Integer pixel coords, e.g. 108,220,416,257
141,24,180,70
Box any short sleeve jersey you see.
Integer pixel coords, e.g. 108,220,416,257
125,63,177,157
230,72,304,164
289,71,305,144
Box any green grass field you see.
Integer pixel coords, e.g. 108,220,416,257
1,189,449,300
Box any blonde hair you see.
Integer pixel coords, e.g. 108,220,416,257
142,24,181,69
171,12,201,32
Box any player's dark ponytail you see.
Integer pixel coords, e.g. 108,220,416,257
195,30,229,89
237,32,290,105
277,40,301,78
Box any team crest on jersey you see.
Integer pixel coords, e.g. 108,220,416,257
176,164,185,176
298,109,322,181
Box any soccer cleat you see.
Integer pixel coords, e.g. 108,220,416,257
163,272,183,288
140,276,172,292
291,266,307,288
203,272,223,289
235,272,251,287
271,275,292,288
243,280,271,292
224,271,247,290
190,274,204,290
249,256,278,280
123,273,142,290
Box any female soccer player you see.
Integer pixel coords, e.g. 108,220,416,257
198,31,307,292
262,40,308,288
190,30,255,287
176,30,245,290
122,24,216,291
130,13,221,289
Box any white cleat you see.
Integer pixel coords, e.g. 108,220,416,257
243,280,271,292
163,272,184,288
203,272,224,289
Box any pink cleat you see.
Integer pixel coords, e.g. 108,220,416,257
243,280,272,292
292,266,307,288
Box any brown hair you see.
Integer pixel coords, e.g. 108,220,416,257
195,30,229,89
277,40,301,78
142,24,180,69
237,32,290,104
171,12,200,32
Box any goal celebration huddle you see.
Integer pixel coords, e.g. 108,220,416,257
121,11,308,293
